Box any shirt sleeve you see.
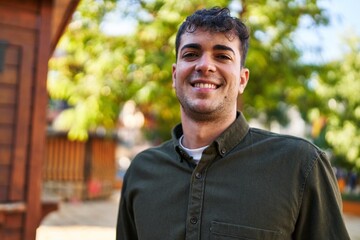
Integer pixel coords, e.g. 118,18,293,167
116,175,138,240
292,149,350,239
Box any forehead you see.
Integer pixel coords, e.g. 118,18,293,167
179,29,241,53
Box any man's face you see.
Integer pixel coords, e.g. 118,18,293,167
172,29,249,121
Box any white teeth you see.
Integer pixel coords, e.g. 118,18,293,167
194,83,217,89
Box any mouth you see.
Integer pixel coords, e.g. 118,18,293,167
192,82,219,89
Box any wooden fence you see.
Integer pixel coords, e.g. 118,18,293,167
43,132,116,200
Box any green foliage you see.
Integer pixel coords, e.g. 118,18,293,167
49,0,129,140
312,37,360,170
49,0,329,142
239,0,328,126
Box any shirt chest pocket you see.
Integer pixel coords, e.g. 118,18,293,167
210,221,281,240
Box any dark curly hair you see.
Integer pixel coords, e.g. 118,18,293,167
175,7,250,67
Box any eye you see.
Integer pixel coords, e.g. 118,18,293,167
182,51,199,59
216,54,232,60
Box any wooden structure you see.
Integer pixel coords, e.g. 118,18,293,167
43,132,116,200
0,0,79,239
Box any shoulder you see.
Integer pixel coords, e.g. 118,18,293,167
122,139,174,180
126,139,177,172
248,127,327,170
132,139,175,162
249,127,323,153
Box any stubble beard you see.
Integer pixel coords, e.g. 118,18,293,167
177,93,230,123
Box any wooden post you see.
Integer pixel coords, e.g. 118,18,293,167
24,0,53,239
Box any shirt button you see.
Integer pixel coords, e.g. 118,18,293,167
195,172,202,179
190,217,198,224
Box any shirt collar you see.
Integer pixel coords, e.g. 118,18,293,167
172,111,249,161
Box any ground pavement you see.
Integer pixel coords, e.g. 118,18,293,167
36,191,360,240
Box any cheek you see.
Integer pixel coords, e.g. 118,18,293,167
228,72,241,88
174,70,187,86
227,78,242,97
176,62,193,75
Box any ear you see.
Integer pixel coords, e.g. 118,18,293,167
172,63,177,88
239,67,249,94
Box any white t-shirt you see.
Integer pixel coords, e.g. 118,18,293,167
179,135,208,164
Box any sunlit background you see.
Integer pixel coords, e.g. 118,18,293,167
38,0,360,239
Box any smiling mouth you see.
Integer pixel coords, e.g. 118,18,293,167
193,83,218,89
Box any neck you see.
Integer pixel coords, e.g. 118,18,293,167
180,109,236,149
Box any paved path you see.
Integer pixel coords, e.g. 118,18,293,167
37,191,360,240
37,192,119,240
345,214,360,240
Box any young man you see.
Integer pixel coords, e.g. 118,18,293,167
116,7,350,240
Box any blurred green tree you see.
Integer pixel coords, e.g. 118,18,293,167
309,36,360,170
48,0,329,142
239,0,328,128
48,0,120,140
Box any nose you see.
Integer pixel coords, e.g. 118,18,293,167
195,53,216,73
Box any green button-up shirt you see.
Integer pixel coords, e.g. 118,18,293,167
117,112,350,240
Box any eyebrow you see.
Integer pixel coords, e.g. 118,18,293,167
213,44,235,55
180,43,201,52
180,43,235,55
